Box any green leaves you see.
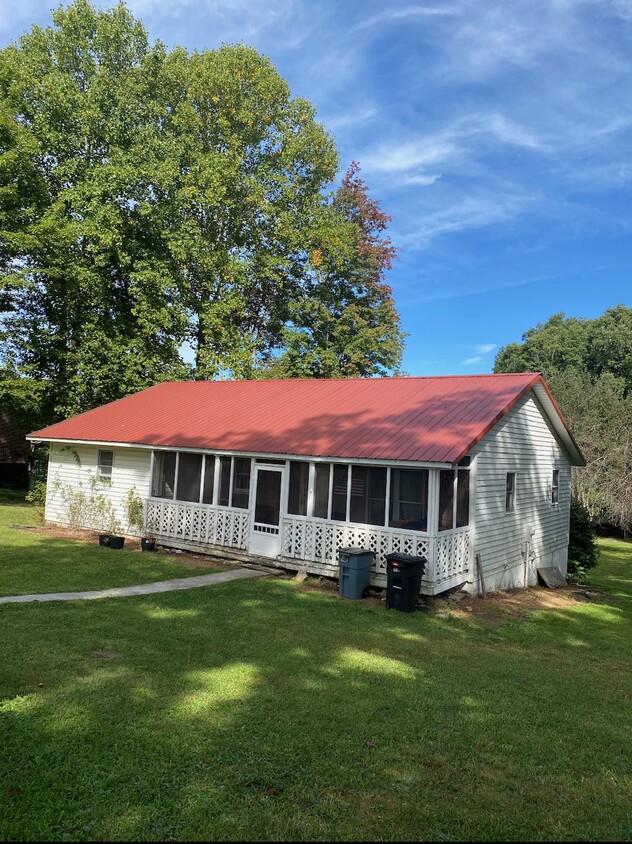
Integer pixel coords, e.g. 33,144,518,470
0,1,404,421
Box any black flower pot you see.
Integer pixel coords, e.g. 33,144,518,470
98,534,111,547
108,535,125,550
141,538,156,552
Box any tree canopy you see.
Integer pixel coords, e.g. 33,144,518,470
494,305,632,532
0,0,403,422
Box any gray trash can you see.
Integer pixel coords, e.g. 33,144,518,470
338,547,375,599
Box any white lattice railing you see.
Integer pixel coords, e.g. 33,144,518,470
145,499,249,550
144,499,471,592
435,527,471,585
281,516,470,589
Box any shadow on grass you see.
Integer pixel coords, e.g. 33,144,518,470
1,571,631,842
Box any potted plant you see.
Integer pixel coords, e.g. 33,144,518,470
95,489,125,548
125,488,156,551
140,519,156,553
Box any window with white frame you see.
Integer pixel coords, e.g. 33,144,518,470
151,451,250,508
97,450,114,484
551,469,559,504
505,472,516,512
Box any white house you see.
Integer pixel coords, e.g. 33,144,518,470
28,374,585,596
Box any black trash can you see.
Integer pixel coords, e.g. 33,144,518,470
338,547,375,599
385,553,427,612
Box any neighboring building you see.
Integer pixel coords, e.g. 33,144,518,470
0,407,29,490
28,374,584,596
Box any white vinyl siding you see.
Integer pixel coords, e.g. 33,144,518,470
470,392,572,592
45,444,151,532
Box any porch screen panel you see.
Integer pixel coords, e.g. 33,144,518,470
349,466,367,523
219,457,231,506
439,469,454,531
232,458,251,509
151,451,176,499
389,468,428,531
202,455,215,504
177,453,202,502
456,470,470,527
350,466,386,526
331,465,348,521
314,464,330,518
288,461,309,516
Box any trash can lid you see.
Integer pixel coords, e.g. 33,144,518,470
385,552,427,565
338,547,375,555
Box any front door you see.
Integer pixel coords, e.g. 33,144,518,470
249,465,285,557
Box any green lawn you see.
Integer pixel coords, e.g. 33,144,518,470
1,495,631,842
0,490,226,597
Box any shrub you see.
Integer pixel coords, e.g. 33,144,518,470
568,497,599,582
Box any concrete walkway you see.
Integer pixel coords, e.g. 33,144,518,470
0,568,269,604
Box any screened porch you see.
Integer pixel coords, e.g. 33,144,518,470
145,449,472,595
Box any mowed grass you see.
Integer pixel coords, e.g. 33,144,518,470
0,490,226,597
0,496,631,842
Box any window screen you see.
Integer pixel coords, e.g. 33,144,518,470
176,453,202,502
288,461,309,516
456,470,470,527
331,465,348,521
152,451,176,499
232,457,251,509
438,469,455,531
202,455,215,504
218,457,231,506
389,469,428,531
314,464,330,519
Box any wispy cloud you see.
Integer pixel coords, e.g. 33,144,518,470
461,343,497,366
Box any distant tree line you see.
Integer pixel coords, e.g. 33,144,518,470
0,0,404,430
494,305,632,535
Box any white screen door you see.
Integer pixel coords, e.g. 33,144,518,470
249,465,285,557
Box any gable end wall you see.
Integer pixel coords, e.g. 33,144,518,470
470,392,571,592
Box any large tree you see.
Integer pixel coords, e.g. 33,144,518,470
260,162,405,379
494,305,632,532
0,0,403,421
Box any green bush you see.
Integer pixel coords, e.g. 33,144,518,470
568,497,599,582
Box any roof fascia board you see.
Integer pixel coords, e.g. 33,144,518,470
35,437,453,470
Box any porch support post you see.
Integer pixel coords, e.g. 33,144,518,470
307,462,315,518
426,468,440,588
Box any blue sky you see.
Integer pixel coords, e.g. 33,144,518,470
2,0,631,376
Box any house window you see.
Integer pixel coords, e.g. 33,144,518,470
313,463,330,519
288,461,309,516
152,451,176,499
551,469,559,505
506,472,516,512
176,453,203,502
389,469,428,531
97,450,113,484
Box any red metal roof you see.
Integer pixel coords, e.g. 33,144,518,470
28,374,574,465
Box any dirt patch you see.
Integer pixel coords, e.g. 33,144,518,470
451,585,609,626
290,571,609,624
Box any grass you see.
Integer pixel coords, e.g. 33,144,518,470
0,494,631,841
0,490,226,597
